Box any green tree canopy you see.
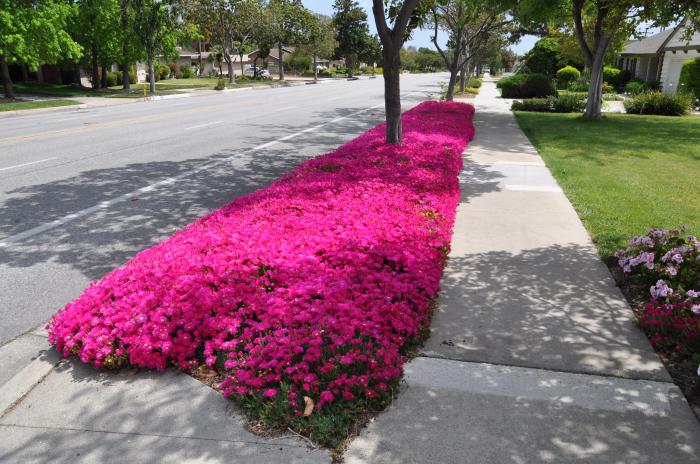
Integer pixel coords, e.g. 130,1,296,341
0,0,82,97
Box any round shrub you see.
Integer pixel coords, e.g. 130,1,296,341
679,57,700,101
556,66,581,88
158,64,170,80
500,73,557,99
623,91,692,116
181,64,194,79
105,71,119,87
214,78,226,90
168,63,182,79
603,66,622,88
625,80,647,95
567,80,589,92
467,77,482,88
523,38,560,77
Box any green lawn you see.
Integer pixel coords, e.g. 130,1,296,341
515,112,700,256
0,99,81,112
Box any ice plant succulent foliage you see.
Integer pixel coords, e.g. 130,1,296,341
616,228,700,358
48,101,476,445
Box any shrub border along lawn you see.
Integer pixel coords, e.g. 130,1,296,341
48,100,476,451
0,98,81,112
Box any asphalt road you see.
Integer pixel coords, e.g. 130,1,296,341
0,73,447,346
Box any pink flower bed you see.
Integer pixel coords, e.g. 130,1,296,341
48,101,475,414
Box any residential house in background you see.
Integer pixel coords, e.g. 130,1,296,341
618,19,700,94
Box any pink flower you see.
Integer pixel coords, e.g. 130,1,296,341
46,101,476,412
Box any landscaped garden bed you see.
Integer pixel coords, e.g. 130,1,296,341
610,228,700,415
47,100,476,451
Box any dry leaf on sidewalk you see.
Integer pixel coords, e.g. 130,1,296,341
195,365,218,381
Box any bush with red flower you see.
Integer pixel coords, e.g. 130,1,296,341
47,100,476,446
615,228,700,360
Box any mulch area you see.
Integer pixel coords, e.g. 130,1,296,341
605,256,700,419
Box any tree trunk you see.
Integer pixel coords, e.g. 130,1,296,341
239,54,245,76
584,53,605,119
148,51,156,94
278,42,285,80
227,58,235,84
72,64,81,86
122,63,131,90
92,47,100,89
1,54,15,99
313,54,318,82
382,47,402,145
445,68,458,101
347,55,354,78
459,62,467,92
101,64,108,88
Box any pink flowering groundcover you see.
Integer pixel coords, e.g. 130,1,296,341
48,100,476,446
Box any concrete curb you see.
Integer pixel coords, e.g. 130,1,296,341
0,349,60,417
139,93,193,102
0,103,88,120
221,87,254,93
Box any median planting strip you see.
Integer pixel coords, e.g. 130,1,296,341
47,101,476,449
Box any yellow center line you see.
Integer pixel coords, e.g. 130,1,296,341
0,98,275,144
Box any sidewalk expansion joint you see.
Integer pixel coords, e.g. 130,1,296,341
415,353,676,386
0,423,311,448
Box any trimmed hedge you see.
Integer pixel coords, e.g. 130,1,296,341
679,57,700,101
623,91,693,116
499,73,557,99
105,71,119,87
511,94,586,113
556,66,580,88
467,77,482,88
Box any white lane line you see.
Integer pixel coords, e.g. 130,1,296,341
0,103,384,248
184,120,224,131
0,158,56,172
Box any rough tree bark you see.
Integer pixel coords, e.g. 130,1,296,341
121,3,131,90
371,0,420,145
278,42,285,80
101,64,108,89
122,63,131,90
227,56,236,84
1,54,15,99
91,47,100,89
573,0,613,120
313,54,318,82
147,47,156,93
382,48,402,144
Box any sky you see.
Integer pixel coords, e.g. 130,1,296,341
301,0,538,55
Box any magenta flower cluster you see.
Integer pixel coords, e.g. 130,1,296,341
47,101,476,413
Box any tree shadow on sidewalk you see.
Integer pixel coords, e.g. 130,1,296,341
0,358,329,464
424,243,669,381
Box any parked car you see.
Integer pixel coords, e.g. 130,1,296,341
243,66,271,79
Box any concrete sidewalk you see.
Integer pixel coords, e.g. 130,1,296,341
0,330,331,464
345,78,700,463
